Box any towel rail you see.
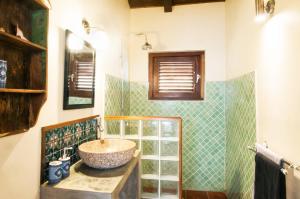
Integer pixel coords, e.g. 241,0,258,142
247,146,300,175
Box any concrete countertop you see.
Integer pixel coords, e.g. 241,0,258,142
41,150,140,199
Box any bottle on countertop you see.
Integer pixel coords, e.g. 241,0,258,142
59,147,72,178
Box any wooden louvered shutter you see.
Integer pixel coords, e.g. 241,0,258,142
69,53,95,98
149,51,205,100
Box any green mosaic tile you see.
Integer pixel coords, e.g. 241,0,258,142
105,75,123,116
105,120,120,136
105,75,130,116
104,72,257,194
225,72,256,199
129,81,226,191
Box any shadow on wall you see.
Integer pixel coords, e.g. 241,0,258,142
0,134,23,168
229,171,241,199
286,171,300,199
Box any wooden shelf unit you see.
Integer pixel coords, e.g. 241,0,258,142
0,88,46,94
0,31,47,52
0,0,49,137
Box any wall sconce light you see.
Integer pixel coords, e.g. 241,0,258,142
136,32,152,51
82,18,108,50
255,0,275,22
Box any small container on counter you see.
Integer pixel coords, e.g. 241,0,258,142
48,161,62,184
59,156,70,178
59,147,73,178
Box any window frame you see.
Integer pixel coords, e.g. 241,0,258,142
148,51,205,100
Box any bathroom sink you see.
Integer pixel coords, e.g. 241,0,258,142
78,139,136,169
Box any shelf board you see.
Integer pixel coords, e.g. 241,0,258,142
0,88,46,94
0,31,47,52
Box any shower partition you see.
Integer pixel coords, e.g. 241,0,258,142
104,116,182,199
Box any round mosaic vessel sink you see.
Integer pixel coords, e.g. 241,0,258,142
78,139,136,169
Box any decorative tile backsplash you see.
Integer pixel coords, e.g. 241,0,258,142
41,118,97,183
225,72,256,199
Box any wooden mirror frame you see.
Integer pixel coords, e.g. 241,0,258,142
63,30,96,110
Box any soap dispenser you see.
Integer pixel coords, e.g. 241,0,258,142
59,147,72,178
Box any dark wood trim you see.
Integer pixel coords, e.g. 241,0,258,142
0,0,49,137
178,118,183,199
164,0,173,12
148,51,205,101
63,30,96,110
182,190,227,199
42,115,99,132
0,88,46,93
129,0,225,9
105,115,182,121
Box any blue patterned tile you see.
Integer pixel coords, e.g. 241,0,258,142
42,118,97,183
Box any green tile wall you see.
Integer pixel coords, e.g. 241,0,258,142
225,72,256,199
105,75,123,116
105,74,130,116
104,73,257,194
129,81,226,191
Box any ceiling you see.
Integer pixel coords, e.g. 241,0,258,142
128,0,225,12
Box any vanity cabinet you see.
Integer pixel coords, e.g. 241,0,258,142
41,151,140,199
0,0,49,137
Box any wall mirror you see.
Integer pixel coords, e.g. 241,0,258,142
63,30,95,109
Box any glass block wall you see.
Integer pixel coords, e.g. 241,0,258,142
105,118,182,199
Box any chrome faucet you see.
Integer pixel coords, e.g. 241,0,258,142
96,117,105,143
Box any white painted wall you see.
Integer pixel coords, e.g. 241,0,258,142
0,0,129,198
129,3,226,82
226,0,300,197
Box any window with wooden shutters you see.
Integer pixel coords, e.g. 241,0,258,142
149,51,205,100
69,53,95,98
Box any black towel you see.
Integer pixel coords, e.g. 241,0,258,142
254,153,286,199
